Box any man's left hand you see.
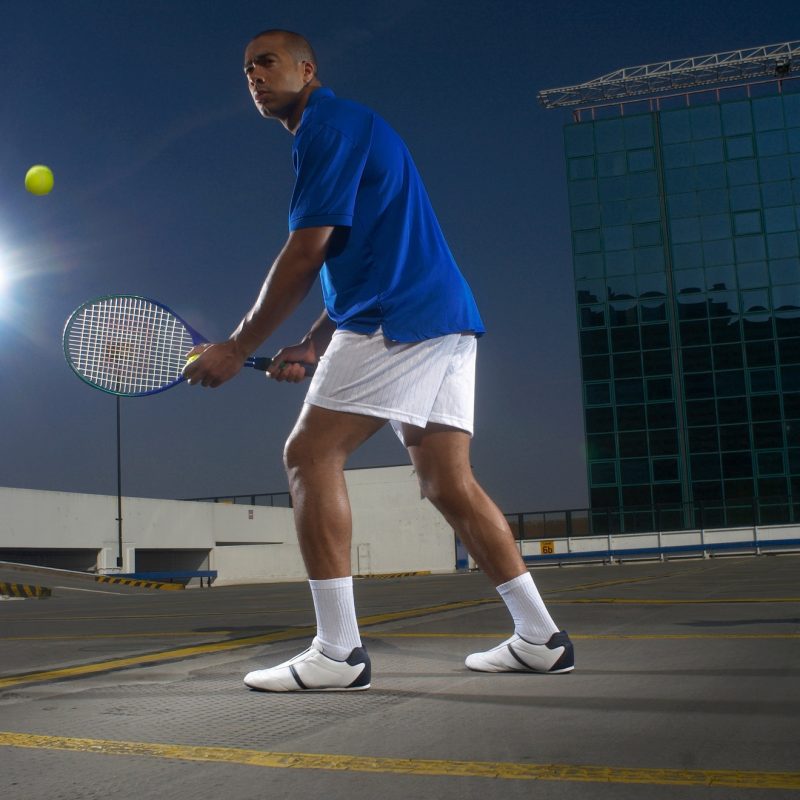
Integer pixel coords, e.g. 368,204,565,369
182,341,246,388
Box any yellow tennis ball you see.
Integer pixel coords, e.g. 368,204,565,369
25,165,54,196
186,354,200,364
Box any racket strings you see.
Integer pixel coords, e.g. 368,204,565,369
67,298,194,394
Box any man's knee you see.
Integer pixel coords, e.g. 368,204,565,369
416,469,474,513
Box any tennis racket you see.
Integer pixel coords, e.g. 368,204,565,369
63,294,277,397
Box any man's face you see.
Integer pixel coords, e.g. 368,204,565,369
243,34,311,120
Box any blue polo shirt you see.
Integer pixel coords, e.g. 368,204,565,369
289,88,485,342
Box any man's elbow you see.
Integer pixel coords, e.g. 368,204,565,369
287,226,336,267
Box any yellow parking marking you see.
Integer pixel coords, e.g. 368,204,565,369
368,632,800,640
0,598,491,689
1,631,233,641
549,597,800,604
0,732,797,790
5,609,313,622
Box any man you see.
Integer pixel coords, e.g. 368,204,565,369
184,29,573,691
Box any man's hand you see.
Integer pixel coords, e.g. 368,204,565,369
268,339,318,383
183,340,247,388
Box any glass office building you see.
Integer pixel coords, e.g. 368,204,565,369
567,87,800,532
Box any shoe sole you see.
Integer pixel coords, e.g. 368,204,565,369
466,667,573,674
245,683,371,692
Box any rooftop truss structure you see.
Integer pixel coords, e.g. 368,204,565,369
538,40,800,109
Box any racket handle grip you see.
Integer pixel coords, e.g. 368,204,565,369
247,356,316,376
249,357,273,371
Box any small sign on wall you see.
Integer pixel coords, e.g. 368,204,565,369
540,540,555,555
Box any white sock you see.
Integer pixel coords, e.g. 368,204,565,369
497,572,560,644
308,576,362,660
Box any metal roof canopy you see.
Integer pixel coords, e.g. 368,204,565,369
538,40,800,109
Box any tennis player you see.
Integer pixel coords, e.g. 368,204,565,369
184,29,574,690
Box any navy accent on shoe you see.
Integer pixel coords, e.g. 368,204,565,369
289,664,308,690
345,646,371,688
546,631,575,672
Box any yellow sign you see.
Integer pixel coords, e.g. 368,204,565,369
540,540,555,555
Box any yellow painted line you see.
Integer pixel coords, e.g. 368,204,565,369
544,574,676,593
0,598,491,690
367,632,800,640
5,608,312,622
548,597,800,605
356,571,432,579
0,732,797,790
1,631,233,641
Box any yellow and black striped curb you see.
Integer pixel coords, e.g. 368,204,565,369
0,582,51,599
95,576,184,591
356,571,432,580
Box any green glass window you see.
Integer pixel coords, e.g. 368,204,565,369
757,130,788,157
764,206,797,233
641,323,670,349
585,383,611,405
586,407,614,433
595,118,625,153
721,101,753,136
719,423,750,451
565,123,595,157
619,431,648,457
692,454,722,480
757,451,785,476
690,105,722,139
587,433,616,459
727,135,755,159
730,184,761,211
624,115,655,148
616,405,647,430
774,262,800,295
689,426,718,452
734,211,762,235
653,458,679,482
620,458,650,484
713,343,744,370
686,399,717,425
582,355,611,380
753,96,785,131
591,461,617,485
683,346,713,372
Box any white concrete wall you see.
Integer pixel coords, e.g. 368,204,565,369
0,466,456,584
346,466,455,575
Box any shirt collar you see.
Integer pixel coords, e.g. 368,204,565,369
305,87,335,108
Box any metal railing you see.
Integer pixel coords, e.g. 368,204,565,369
505,495,799,539
183,492,293,508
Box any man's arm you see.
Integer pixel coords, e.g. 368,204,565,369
184,226,334,388
266,309,337,383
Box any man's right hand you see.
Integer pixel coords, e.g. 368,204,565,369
268,339,318,383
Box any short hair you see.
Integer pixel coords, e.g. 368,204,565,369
249,29,317,70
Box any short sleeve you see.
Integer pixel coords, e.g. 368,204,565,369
289,123,371,230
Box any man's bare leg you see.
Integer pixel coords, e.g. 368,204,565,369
284,404,386,579
402,422,573,673
401,422,529,584
243,404,384,691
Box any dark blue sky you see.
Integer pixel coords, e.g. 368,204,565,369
0,0,794,512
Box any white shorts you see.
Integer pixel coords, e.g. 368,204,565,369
305,328,477,443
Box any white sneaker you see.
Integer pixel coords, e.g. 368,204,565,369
465,631,574,673
243,638,371,692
